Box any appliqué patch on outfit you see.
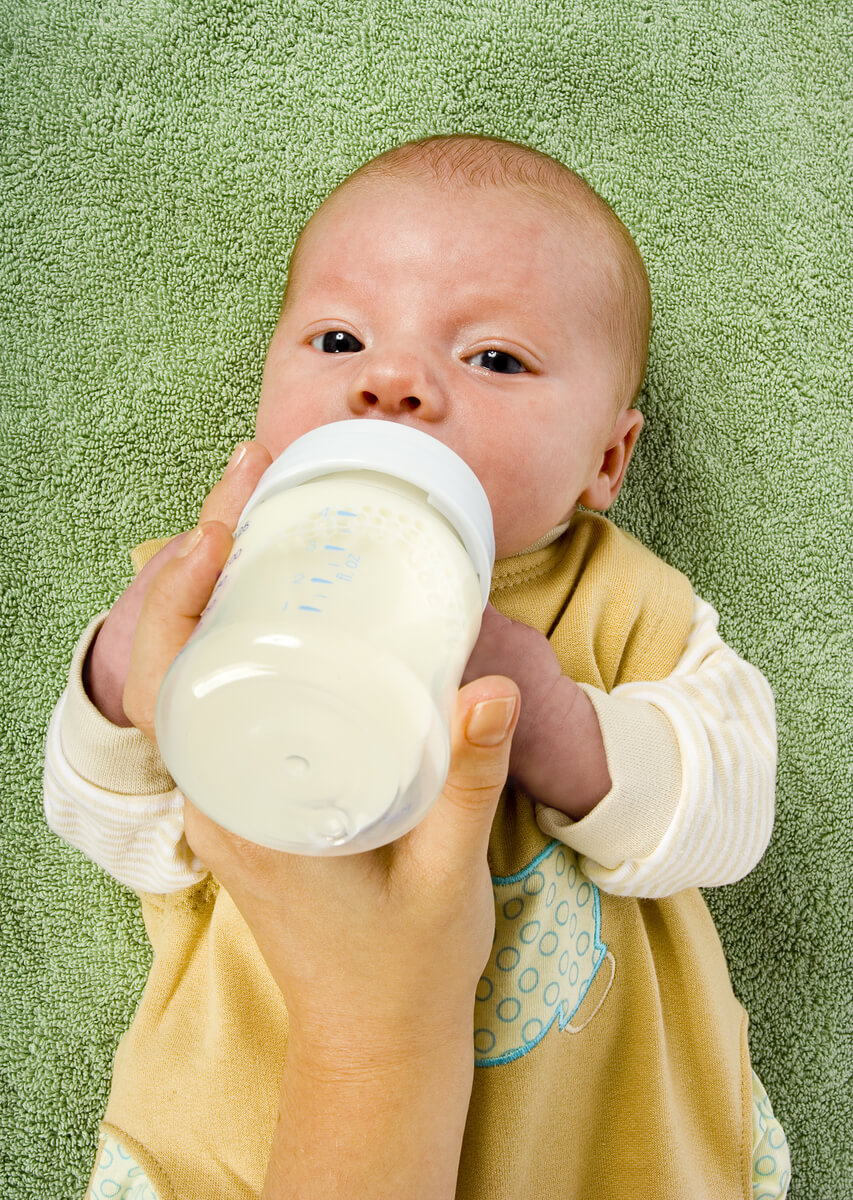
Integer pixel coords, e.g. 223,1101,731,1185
475,841,612,1066
751,1070,792,1198
87,1132,159,1200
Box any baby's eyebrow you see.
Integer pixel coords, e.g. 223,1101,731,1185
290,270,368,304
449,286,527,314
311,270,357,290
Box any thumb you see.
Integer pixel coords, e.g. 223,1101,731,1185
408,676,520,872
122,521,233,744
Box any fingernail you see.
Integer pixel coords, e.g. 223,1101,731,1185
466,697,518,747
225,442,249,474
176,526,205,557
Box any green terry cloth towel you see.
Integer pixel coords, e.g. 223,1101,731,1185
1,2,849,1198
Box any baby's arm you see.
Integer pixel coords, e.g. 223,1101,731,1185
42,609,209,893
463,600,776,897
43,444,274,892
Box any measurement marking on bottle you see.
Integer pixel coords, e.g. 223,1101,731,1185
311,577,332,584
299,605,321,612
324,545,345,552
337,510,358,517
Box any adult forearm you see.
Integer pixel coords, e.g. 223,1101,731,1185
263,1039,474,1199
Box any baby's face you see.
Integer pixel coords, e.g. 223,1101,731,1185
256,177,630,557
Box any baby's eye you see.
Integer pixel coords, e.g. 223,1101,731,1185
468,349,527,375
310,331,363,353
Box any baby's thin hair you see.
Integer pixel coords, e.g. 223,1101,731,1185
284,133,651,411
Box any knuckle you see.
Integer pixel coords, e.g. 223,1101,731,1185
444,770,508,810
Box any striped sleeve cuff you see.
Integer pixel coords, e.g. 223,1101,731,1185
535,687,682,872
59,611,176,794
43,613,206,893
535,593,776,898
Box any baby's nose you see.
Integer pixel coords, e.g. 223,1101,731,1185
350,389,422,413
346,350,444,419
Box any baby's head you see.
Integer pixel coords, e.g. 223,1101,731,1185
256,134,650,557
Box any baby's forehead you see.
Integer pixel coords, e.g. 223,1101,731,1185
283,169,625,319
305,175,611,274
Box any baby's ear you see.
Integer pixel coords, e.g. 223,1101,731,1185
577,407,644,511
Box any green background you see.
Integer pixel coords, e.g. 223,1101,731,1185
1,1,850,1196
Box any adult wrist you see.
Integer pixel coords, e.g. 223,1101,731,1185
284,1027,475,1088
285,1004,476,1078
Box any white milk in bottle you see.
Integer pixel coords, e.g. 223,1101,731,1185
155,419,495,854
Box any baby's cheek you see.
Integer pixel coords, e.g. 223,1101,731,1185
254,403,326,459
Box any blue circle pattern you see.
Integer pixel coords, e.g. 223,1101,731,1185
91,1134,159,1200
87,856,787,1200
474,842,607,1067
750,1071,792,1198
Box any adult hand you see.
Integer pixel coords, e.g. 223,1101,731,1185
120,439,521,1198
183,674,519,1052
122,440,519,1042
220,673,519,1200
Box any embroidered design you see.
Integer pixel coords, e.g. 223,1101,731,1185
474,841,609,1066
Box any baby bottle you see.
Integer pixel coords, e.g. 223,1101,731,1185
155,419,495,855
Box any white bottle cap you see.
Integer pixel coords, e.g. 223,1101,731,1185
239,420,495,606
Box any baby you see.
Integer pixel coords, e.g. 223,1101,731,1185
44,134,790,1199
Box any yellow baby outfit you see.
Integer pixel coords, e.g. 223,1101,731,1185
77,512,788,1199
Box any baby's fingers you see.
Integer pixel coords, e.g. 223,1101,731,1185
197,440,273,531
122,522,233,744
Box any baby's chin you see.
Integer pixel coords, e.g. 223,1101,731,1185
494,514,575,560
494,531,556,560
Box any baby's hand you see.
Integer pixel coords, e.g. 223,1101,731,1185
462,603,562,693
462,603,562,771
463,604,610,816
85,441,272,731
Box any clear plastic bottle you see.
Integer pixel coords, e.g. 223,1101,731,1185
155,420,495,854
